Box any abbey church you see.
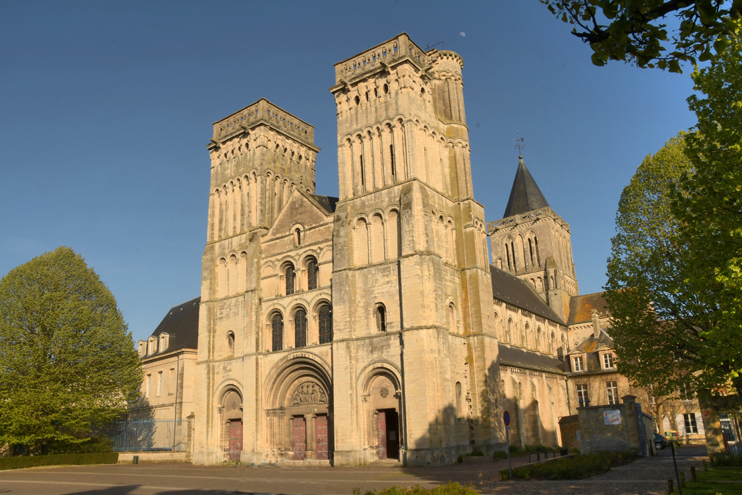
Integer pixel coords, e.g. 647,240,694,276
132,33,703,465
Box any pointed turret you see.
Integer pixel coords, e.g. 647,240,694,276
503,156,549,218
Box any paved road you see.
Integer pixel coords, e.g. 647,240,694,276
0,446,709,495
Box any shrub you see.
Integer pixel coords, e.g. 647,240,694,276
492,450,508,461
711,453,742,467
359,483,479,495
468,448,484,457
0,452,118,471
499,450,639,480
508,444,519,453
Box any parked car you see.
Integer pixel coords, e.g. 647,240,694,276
664,431,679,443
654,433,668,450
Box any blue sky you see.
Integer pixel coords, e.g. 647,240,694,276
0,1,697,344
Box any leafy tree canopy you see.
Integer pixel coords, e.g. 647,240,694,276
0,247,142,453
606,22,742,398
673,20,742,395
604,133,702,397
541,0,741,72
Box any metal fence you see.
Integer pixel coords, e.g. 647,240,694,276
109,420,188,452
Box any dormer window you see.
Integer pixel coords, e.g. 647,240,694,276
603,353,614,369
137,341,147,358
573,356,584,372
147,337,157,355
159,333,169,353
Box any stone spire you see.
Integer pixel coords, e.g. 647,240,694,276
503,156,549,218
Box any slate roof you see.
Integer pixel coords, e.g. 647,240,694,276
567,331,615,373
567,291,609,324
490,265,565,325
310,194,339,214
148,296,200,353
498,343,566,374
573,331,614,354
503,157,550,218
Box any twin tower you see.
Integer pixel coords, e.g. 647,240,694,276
192,33,572,465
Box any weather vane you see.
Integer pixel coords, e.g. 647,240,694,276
514,132,525,158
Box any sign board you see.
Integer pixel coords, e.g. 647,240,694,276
604,410,622,425
503,411,510,426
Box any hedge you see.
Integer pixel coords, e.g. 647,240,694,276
355,483,479,495
500,450,639,480
0,452,119,471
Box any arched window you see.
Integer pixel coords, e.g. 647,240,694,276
294,228,301,246
306,258,318,291
506,319,512,343
319,304,333,344
227,331,235,355
521,323,527,348
376,304,387,332
549,332,554,354
294,309,307,348
536,327,541,351
271,313,283,351
285,263,295,295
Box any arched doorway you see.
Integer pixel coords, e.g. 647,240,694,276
363,370,402,460
265,354,332,462
220,388,243,461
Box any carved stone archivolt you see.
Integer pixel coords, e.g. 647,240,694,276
291,382,327,406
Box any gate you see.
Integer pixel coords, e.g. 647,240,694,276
720,413,740,455
316,415,329,460
292,417,306,460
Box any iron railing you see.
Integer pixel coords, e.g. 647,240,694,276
109,420,187,452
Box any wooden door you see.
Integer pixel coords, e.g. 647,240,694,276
292,417,306,460
228,421,242,461
316,415,329,460
377,411,387,459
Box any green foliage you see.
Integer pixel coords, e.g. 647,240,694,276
0,247,142,454
500,450,639,480
604,132,700,398
492,450,508,461
361,483,479,495
673,21,742,397
711,454,742,467
541,0,741,72
606,23,742,398
0,452,119,470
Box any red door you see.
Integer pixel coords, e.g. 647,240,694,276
292,417,306,460
228,421,242,461
377,411,387,459
316,415,329,460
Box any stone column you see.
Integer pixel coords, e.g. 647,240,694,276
306,413,316,458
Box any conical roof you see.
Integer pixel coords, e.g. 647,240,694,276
503,156,549,218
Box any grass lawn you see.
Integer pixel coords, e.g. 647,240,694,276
676,467,742,494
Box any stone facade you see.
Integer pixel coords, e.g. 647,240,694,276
133,32,703,466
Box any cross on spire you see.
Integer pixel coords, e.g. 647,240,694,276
514,132,525,158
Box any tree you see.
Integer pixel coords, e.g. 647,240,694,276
604,133,707,398
605,22,742,399
0,247,142,454
541,0,741,72
673,20,742,396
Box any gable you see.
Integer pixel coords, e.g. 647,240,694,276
268,189,332,238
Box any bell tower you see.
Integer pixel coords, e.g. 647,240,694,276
487,156,578,321
329,33,501,465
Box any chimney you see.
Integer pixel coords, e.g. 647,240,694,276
591,309,600,338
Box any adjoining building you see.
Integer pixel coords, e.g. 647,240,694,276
134,33,702,465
